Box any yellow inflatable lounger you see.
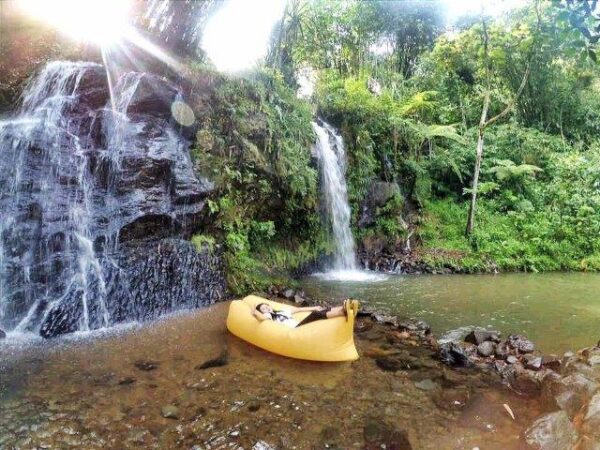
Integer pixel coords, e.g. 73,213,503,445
226,295,359,362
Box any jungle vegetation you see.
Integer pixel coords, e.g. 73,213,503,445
2,0,600,293
193,0,600,291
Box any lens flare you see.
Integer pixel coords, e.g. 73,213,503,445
17,0,132,46
202,0,286,73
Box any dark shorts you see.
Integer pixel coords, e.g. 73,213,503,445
296,307,331,327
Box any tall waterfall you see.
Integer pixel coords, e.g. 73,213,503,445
0,61,224,338
312,121,358,271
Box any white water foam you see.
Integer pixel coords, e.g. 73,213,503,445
312,269,387,282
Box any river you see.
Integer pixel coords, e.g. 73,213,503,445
302,272,600,355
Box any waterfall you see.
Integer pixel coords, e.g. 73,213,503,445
312,120,358,271
0,61,224,339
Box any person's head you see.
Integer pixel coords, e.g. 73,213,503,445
256,303,273,314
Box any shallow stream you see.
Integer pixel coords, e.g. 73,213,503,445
1,302,541,449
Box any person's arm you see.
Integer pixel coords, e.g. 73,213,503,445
252,309,272,322
290,306,323,313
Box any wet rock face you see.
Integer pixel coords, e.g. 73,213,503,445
0,62,221,337
358,181,401,229
40,239,225,337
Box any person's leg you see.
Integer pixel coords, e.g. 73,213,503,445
325,306,344,318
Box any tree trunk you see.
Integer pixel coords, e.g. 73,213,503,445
465,128,485,236
465,92,490,236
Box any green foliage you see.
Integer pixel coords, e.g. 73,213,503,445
191,234,216,252
188,68,327,294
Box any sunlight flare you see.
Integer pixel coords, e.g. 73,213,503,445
16,0,132,46
202,0,286,73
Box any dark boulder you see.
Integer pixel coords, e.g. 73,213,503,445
465,330,501,345
0,328,5,339
438,342,472,367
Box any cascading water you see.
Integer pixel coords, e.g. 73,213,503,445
0,61,224,339
311,120,387,282
312,121,357,271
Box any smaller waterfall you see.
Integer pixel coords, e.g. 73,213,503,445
312,120,387,282
312,121,357,271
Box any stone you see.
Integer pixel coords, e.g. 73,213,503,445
525,411,578,450
363,419,412,450
542,373,599,419
507,334,535,353
373,314,399,327
506,355,518,364
0,329,5,339
398,319,431,336
438,342,472,367
160,405,179,419
376,353,420,372
252,442,276,450
495,342,510,359
293,294,305,305
281,288,295,300
477,341,496,357
247,401,261,412
118,376,136,385
509,366,542,396
542,354,561,371
524,355,543,371
134,360,159,371
432,388,470,410
465,330,501,345
414,379,440,391
582,393,600,439
195,350,228,370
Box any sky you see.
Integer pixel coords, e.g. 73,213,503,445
201,0,526,72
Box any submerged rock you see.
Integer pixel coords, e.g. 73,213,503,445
134,360,159,371
195,350,229,370
582,393,600,439
0,329,5,339
414,379,440,391
542,373,599,419
525,411,578,450
363,419,412,450
160,405,180,419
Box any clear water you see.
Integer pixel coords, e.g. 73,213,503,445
302,272,600,354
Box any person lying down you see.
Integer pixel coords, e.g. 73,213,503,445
253,300,359,328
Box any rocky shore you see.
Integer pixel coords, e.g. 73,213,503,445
2,285,598,449
270,286,600,449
